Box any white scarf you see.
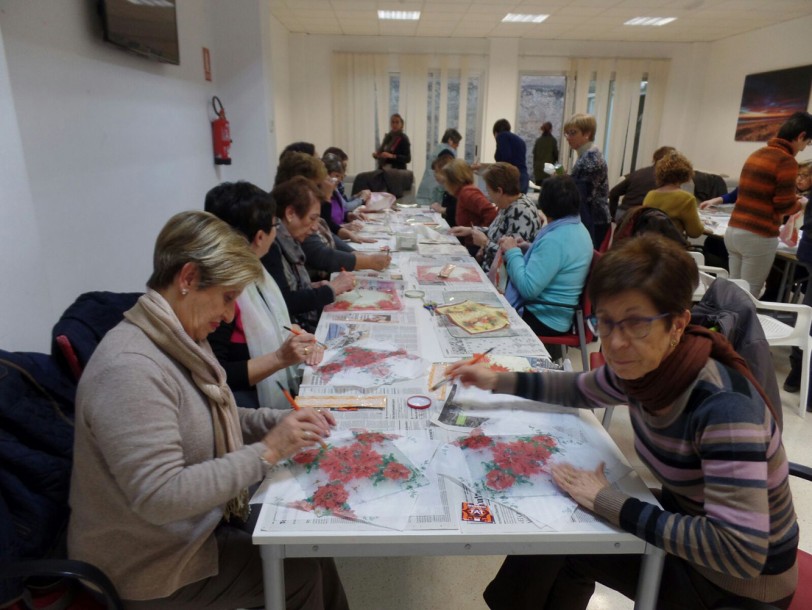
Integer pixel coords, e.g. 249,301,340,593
237,268,300,408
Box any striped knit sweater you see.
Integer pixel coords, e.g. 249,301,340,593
511,360,798,603
728,137,800,238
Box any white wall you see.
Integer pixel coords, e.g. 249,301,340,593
689,15,812,177
0,20,51,351
0,0,277,352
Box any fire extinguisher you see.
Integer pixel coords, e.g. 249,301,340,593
211,96,232,165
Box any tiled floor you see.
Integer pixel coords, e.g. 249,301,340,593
334,346,812,609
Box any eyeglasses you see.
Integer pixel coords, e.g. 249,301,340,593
271,220,281,229
564,129,580,137
587,312,670,339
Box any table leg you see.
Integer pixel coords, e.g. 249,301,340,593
633,545,665,610
260,544,286,610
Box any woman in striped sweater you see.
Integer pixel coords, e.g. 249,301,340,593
448,234,798,610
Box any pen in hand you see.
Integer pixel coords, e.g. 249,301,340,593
275,381,328,449
282,325,328,350
430,347,495,391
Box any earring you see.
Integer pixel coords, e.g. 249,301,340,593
181,289,188,296
670,338,678,348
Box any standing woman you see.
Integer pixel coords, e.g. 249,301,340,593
449,235,797,610
417,128,462,204
724,111,812,296
449,162,542,272
563,113,611,249
372,113,411,170
68,210,348,610
441,158,498,255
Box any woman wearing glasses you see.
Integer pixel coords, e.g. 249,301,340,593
448,234,798,610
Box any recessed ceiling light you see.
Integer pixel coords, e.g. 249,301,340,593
378,10,420,21
624,17,677,26
502,13,549,24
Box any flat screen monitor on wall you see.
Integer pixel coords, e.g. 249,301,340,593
99,0,180,65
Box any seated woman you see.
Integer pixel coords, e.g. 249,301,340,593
441,158,497,255
501,175,593,359
642,149,706,238
68,210,347,610
450,162,542,272
277,152,390,277
449,234,797,610
261,176,355,333
323,146,370,213
428,154,457,222
205,181,323,408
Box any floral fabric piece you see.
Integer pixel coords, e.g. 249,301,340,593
434,300,510,334
313,339,427,387
284,430,429,521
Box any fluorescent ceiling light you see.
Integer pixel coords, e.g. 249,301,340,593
502,13,549,24
378,10,420,21
624,17,677,26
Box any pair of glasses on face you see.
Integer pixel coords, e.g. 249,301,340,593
564,129,580,137
586,312,670,339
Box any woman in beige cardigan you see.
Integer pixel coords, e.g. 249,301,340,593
67,210,348,610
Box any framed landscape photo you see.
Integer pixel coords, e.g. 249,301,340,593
735,64,812,142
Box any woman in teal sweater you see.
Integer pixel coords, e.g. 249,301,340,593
502,175,593,359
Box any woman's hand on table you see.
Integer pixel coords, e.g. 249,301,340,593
342,220,364,232
699,197,722,210
277,329,324,367
449,226,472,238
356,252,391,271
444,363,499,391
329,271,356,296
262,408,336,463
346,230,376,244
429,202,446,215
550,462,609,512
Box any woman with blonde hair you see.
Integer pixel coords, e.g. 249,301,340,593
563,113,610,249
68,210,347,609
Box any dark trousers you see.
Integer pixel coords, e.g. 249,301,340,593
482,554,792,610
522,310,566,361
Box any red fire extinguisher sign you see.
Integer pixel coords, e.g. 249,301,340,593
211,96,232,165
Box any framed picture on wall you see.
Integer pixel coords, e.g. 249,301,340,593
735,64,812,142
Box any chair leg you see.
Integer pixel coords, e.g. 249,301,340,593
800,343,811,418
575,310,589,371
601,406,614,429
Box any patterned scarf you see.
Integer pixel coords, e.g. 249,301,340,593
124,289,249,521
617,324,778,422
274,221,319,329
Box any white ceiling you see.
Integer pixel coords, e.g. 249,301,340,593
269,0,812,43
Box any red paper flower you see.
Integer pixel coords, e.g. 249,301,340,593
292,449,320,465
486,469,516,490
382,462,412,480
320,442,383,482
354,431,395,445
456,433,494,450
312,482,349,512
492,441,543,477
